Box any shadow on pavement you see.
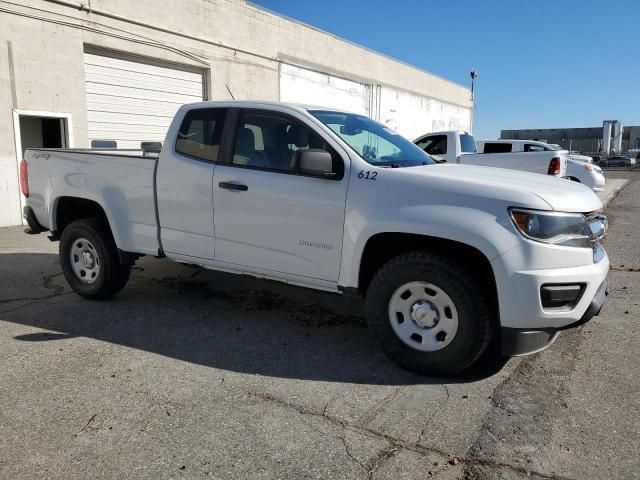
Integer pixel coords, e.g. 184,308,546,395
1,253,509,386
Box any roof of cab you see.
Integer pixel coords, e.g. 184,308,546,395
178,100,358,115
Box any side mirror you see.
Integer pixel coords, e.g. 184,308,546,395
295,149,335,178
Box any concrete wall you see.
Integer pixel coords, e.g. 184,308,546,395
0,0,472,226
628,127,640,152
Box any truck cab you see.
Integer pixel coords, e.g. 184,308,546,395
414,131,477,163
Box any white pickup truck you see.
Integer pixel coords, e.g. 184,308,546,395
22,101,609,376
477,139,605,191
414,131,568,177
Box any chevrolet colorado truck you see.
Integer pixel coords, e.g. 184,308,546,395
22,101,609,376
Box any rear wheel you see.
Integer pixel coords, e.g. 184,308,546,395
59,218,131,299
365,252,493,376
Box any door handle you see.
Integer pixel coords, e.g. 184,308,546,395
219,182,248,192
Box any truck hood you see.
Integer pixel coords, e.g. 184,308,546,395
404,164,603,213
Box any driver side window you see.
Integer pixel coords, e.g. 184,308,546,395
231,110,343,177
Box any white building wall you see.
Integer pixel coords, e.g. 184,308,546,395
379,87,472,140
279,64,372,116
0,0,472,227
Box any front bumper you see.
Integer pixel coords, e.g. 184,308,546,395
501,278,608,356
493,245,609,331
592,172,606,191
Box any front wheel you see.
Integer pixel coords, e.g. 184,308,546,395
59,218,131,300
365,252,493,376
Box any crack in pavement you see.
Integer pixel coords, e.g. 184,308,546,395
338,434,369,473
415,384,450,446
355,385,412,429
609,265,640,272
0,272,67,306
75,412,100,436
248,391,571,480
366,442,400,479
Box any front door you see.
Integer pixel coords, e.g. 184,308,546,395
213,108,348,282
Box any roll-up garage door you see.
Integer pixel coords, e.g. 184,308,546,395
379,86,472,140
279,63,372,116
84,50,205,149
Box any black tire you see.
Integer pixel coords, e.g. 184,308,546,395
59,218,131,300
365,251,493,376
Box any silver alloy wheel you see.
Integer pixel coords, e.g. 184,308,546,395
388,281,459,352
70,237,100,284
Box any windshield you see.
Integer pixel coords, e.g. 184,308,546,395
310,110,435,167
460,134,476,153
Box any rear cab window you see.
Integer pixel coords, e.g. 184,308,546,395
524,144,549,152
482,143,512,154
175,108,227,162
459,134,476,153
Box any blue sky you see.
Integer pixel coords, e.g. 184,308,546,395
252,0,639,139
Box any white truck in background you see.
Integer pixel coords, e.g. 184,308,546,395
21,101,609,376
414,131,568,177
477,139,605,191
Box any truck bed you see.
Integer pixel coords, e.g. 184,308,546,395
25,149,160,256
458,151,561,176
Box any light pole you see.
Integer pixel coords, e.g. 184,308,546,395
470,68,479,101
469,69,479,133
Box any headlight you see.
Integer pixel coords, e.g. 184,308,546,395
510,209,590,248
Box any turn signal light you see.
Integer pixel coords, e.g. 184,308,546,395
20,159,29,197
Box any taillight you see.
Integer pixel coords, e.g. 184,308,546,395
547,157,561,176
20,159,29,197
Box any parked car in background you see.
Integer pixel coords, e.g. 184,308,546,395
548,144,594,164
414,132,568,177
599,156,637,167
21,101,609,376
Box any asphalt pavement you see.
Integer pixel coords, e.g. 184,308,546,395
0,173,638,480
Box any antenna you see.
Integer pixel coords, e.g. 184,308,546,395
225,83,235,100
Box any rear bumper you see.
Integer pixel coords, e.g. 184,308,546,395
23,206,47,234
501,278,608,356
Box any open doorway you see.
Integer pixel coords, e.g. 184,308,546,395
18,116,68,154
13,110,72,224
